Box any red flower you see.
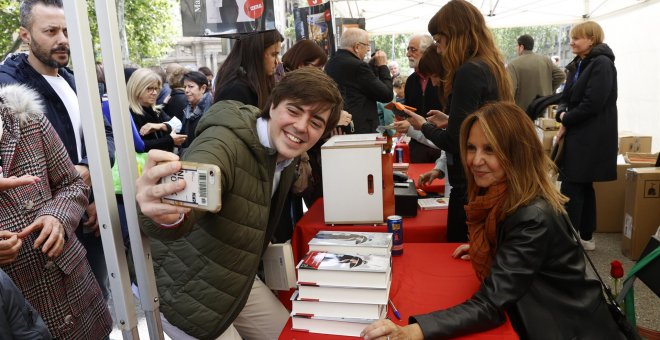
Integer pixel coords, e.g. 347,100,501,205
610,260,624,279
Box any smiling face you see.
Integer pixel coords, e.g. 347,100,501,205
466,121,506,188
21,4,69,75
263,42,281,76
570,35,593,58
268,99,331,162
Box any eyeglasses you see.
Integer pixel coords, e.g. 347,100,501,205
357,42,369,48
146,86,160,93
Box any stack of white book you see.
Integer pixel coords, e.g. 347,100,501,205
291,231,393,337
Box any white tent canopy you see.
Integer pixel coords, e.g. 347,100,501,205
331,0,660,152
330,0,657,34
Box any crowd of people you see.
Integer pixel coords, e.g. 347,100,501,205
0,0,625,339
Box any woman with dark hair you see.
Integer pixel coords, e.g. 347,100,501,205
213,29,284,109
361,102,624,339
404,0,513,242
554,21,618,251
180,71,213,155
281,39,327,71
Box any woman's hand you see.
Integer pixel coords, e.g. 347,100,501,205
361,319,424,340
18,215,66,258
426,110,449,128
0,174,40,191
452,244,470,261
405,109,427,130
0,231,22,265
140,122,166,136
135,150,191,225
418,169,443,187
338,110,352,127
170,132,187,146
393,120,410,133
556,124,566,140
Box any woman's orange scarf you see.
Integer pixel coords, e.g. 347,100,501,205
464,182,507,282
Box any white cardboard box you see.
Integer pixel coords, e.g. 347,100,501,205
321,134,386,224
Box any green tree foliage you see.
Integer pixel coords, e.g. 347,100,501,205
123,0,177,65
0,1,176,66
491,25,571,64
0,0,20,60
372,33,412,74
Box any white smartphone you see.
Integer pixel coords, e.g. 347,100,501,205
160,161,222,213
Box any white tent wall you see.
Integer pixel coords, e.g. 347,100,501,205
597,1,660,153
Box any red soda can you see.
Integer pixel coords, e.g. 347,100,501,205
387,215,403,256
395,148,404,163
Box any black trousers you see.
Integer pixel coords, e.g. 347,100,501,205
561,181,597,241
445,153,468,243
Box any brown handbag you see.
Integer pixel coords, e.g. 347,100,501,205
292,152,313,194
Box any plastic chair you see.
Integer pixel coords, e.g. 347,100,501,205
617,232,660,330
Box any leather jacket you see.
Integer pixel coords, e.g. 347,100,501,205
411,198,624,339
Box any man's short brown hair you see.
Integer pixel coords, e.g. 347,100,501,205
262,68,343,136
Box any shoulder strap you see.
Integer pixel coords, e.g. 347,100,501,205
560,213,619,304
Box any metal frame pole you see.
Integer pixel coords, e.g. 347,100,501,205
94,0,165,338
62,0,142,338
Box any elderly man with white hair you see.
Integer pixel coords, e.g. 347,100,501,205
325,28,393,133
395,34,444,163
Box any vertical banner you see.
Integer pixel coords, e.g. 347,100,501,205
181,0,276,36
294,2,334,55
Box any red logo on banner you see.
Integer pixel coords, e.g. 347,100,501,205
307,0,322,6
324,9,331,22
244,0,264,19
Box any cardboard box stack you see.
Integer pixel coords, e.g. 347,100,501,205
622,168,660,260
618,133,652,155
535,118,560,156
291,231,392,337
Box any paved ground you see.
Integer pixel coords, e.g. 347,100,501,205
108,232,659,339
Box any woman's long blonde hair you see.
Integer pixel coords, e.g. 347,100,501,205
460,102,567,217
127,68,162,115
428,0,513,105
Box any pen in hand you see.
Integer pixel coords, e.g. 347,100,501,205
389,298,402,320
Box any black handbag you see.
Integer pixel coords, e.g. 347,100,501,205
562,214,641,340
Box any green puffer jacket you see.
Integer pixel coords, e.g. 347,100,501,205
138,100,295,339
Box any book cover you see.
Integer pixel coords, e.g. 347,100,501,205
297,251,391,288
297,278,391,304
418,197,449,210
308,231,392,256
291,314,381,337
291,291,386,320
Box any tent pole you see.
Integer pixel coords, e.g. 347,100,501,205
62,0,143,338
94,0,166,338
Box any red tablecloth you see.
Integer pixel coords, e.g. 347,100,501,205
291,198,447,264
280,243,519,340
405,163,445,194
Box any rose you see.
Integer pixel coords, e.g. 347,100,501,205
610,260,624,278
610,260,625,298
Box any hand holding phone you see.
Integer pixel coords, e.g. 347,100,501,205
427,110,449,128
135,150,191,225
160,161,221,213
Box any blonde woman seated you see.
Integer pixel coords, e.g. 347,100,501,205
361,102,624,339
